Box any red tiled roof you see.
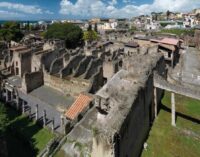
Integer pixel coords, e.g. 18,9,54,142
150,38,180,46
65,93,93,120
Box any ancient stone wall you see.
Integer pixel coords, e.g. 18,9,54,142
60,54,85,78
49,57,64,75
116,56,166,157
41,50,57,72
22,71,44,93
74,56,94,77
88,66,104,94
31,54,42,72
84,58,102,79
44,71,90,97
124,47,139,56
41,49,66,72
20,52,32,77
148,45,159,54
93,52,166,157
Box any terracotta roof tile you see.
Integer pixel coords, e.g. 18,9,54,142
65,93,93,120
151,38,180,46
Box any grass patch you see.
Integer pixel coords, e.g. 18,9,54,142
159,29,195,36
5,106,54,157
142,91,200,157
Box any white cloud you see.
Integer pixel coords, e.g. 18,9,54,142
109,0,118,6
0,2,53,15
60,0,200,18
123,0,136,4
0,10,24,19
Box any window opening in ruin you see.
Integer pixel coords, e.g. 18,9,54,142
16,68,19,75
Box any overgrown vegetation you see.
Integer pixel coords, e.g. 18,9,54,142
44,23,83,48
0,21,24,42
142,91,200,157
0,104,8,136
83,30,98,42
0,104,54,157
160,29,195,36
129,26,137,32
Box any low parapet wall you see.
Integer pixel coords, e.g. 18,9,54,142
44,71,90,97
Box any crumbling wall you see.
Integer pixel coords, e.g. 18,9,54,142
91,138,113,157
124,47,139,56
49,57,64,75
88,66,104,94
94,53,166,157
116,56,166,157
21,52,32,77
22,71,43,93
148,45,158,54
84,58,102,79
41,49,66,72
74,56,94,77
63,52,70,67
44,71,90,97
41,50,57,72
60,54,85,78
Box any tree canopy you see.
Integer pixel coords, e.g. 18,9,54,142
0,21,24,42
83,30,98,42
44,23,83,48
0,104,8,136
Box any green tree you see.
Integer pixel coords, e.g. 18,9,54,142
44,23,83,48
0,21,24,42
83,30,98,42
129,26,137,32
0,104,8,136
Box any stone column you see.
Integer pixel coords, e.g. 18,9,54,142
171,92,176,126
171,51,174,68
43,110,46,127
60,115,65,134
51,118,54,133
35,104,38,121
60,115,64,128
154,87,157,118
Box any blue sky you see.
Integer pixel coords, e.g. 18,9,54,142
0,0,199,20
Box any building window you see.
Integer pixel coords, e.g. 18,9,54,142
16,61,18,66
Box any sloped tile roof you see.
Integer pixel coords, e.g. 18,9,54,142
151,38,180,46
65,93,93,120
